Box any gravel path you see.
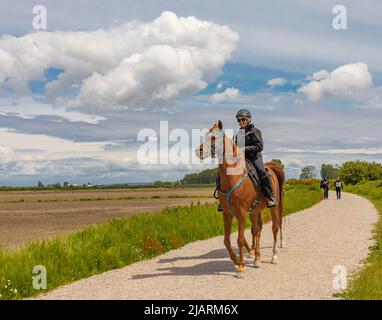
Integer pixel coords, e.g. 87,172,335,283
36,192,378,300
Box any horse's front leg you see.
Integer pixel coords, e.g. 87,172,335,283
253,211,263,268
223,211,238,266
244,237,253,256
236,214,246,273
247,212,256,257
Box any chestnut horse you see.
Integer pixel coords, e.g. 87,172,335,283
196,120,285,274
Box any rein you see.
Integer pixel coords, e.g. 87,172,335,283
217,172,248,214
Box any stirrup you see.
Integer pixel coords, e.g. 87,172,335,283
217,203,223,211
267,199,277,208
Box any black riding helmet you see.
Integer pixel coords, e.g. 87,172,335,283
235,108,252,122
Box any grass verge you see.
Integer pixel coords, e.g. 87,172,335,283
339,180,382,300
0,184,321,300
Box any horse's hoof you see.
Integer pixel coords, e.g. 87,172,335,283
254,260,262,268
236,265,245,273
235,267,245,278
247,251,255,258
271,256,278,264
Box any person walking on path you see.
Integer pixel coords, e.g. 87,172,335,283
320,177,330,200
335,177,344,200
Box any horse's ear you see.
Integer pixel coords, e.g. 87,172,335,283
217,120,223,130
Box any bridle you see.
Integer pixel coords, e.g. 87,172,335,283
205,128,225,158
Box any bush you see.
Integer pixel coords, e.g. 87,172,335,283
181,168,218,185
340,161,382,185
287,178,320,186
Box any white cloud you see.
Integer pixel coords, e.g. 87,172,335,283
216,81,226,90
0,97,106,124
211,87,240,103
276,146,382,155
267,77,287,87
298,62,373,101
366,85,382,109
0,128,106,156
307,70,330,81
0,145,13,161
0,127,136,177
0,11,239,109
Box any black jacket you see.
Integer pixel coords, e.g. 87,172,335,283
320,180,330,189
235,123,263,161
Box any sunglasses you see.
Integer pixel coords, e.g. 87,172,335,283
237,118,247,122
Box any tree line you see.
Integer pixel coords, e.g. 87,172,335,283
181,160,382,186
300,160,382,185
1,160,380,190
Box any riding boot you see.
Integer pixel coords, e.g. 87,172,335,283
260,174,277,208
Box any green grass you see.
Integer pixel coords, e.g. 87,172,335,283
0,184,321,300
339,180,382,300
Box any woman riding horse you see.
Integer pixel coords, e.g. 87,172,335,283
196,118,285,273
218,108,276,211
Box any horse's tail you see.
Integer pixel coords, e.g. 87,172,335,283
265,162,285,218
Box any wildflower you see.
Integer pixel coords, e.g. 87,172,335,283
13,289,17,294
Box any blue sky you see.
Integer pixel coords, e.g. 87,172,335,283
200,63,304,95
0,1,381,186
28,67,64,95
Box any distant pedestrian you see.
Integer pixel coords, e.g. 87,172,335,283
334,177,343,200
320,177,330,200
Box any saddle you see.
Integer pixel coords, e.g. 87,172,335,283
245,160,260,189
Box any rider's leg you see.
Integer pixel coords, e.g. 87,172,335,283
254,158,277,208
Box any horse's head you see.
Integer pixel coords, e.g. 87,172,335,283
195,120,225,160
